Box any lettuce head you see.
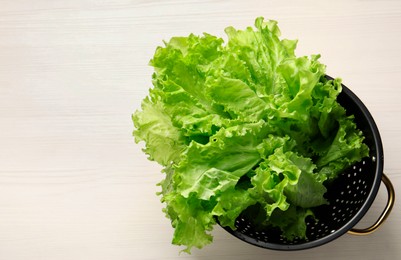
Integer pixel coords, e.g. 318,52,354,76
132,17,369,253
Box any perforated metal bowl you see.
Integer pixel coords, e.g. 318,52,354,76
220,76,395,250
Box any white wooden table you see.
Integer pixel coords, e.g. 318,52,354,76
1,1,400,259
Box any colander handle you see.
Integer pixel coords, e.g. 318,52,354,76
348,174,395,235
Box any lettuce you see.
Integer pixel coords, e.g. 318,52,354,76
133,17,369,252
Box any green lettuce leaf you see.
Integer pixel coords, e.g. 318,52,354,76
132,97,186,166
163,193,216,253
175,121,268,199
269,205,315,240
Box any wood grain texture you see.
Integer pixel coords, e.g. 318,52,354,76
0,0,400,259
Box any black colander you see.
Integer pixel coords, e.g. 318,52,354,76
220,76,395,250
